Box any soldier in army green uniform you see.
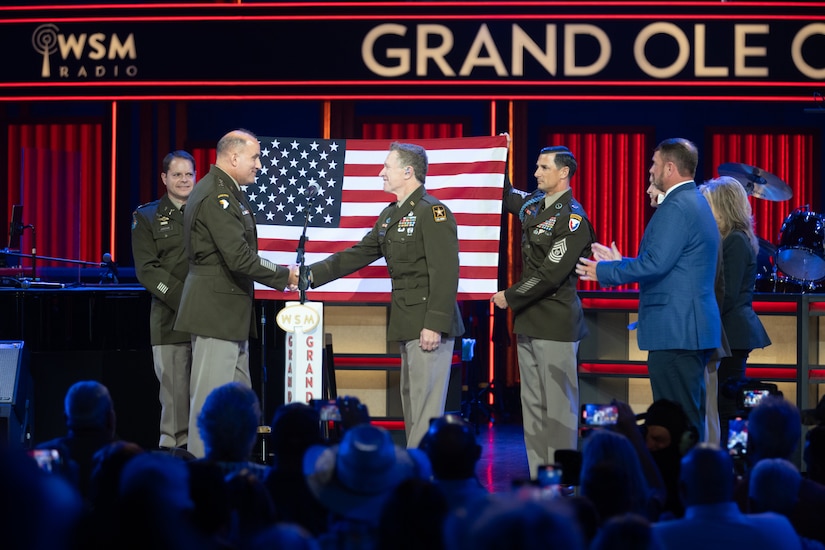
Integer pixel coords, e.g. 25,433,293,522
175,130,298,458
492,144,596,479
131,150,196,450
309,142,464,448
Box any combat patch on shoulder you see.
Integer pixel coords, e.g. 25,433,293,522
432,205,447,222
131,211,138,230
568,214,582,232
217,193,230,210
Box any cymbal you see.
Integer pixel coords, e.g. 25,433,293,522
717,162,793,201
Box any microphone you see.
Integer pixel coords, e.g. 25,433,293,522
306,181,322,200
100,252,119,284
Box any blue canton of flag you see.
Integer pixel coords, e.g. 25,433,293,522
244,137,347,227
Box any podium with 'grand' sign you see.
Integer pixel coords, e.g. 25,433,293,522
276,301,324,404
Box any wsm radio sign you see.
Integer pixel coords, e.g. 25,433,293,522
32,23,138,79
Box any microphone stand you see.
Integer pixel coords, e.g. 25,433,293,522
255,188,316,463
296,190,317,303
257,302,271,464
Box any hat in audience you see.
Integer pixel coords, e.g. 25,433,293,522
303,424,430,521
640,399,689,439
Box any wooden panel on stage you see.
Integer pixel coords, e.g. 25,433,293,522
324,305,389,355
578,290,825,417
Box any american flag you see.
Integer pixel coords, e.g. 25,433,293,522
247,135,508,302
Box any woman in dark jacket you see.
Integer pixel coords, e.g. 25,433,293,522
699,176,772,442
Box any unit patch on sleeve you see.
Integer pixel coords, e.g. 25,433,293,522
432,205,447,222
568,214,582,232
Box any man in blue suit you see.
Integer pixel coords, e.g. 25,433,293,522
577,138,721,439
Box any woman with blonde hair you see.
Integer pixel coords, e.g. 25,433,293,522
699,176,771,443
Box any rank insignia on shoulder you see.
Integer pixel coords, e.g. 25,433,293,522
432,205,447,222
569,214,582,232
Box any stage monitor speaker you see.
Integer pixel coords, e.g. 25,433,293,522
0,341,33,447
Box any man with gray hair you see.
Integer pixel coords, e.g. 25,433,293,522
308,142,464,448
176,129,299,457
197,382,267,478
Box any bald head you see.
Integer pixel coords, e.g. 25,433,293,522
215,129,261,186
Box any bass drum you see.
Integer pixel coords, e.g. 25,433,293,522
776,210,825,281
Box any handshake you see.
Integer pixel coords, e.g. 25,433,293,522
286,264,311,292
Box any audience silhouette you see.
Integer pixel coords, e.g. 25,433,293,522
653,443,801,549
418,413,488,513
734,396,825,544
7,379,823,550
197,381,268,479
264,402,329,536
36,380,118,499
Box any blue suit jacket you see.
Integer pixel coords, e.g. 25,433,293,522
596,182,721,351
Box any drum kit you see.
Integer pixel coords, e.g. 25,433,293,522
716,162,824,294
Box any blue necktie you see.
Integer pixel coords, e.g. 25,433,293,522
518,193,546,222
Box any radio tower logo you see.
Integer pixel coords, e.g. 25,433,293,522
32,24,59,78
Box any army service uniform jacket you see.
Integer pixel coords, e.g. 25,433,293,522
503,184,596,342
310,185,465,341
174,165,289,341
131,194,190,345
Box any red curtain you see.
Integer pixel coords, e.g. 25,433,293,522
191,147,216,182
6,123,103,268
540,128,655,291
361,121,466,140
706,130,820,247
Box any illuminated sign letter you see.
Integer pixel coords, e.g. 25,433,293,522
792,23,825,79
362,24,410,77
417,24,456,76
564,24,611,76
694,24,728,77
734,24,769,77
512,24,557,77
108,33,137,60
459,24,507,76
635,23,690,79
